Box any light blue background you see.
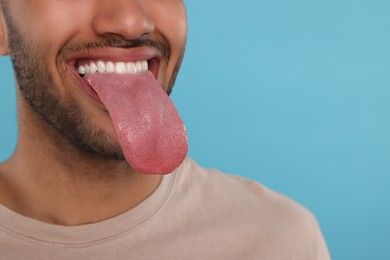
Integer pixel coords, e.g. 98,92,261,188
1,0,389,259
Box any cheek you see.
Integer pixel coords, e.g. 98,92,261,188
12,1,96,86
149,1,187,62
148,3,187,90
15,1,94,52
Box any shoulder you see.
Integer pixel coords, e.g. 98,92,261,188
175,158,313,220
170,158,330,259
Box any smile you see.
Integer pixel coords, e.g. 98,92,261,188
67,47,162,80
77,60,149,76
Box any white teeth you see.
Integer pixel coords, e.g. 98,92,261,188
106,61,115,73
97,61,105,73
90,62,98,73
126,62,136,74
135,61,142,73
141,61,148,71
77,60,149,75
78,66,86,75
84,64,90,74
115,62,126,74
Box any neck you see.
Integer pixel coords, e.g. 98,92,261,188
0,98,162,226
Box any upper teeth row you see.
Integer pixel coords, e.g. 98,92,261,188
77,60,148,75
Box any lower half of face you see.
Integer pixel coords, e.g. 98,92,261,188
6,0,187,161
13,40,126,159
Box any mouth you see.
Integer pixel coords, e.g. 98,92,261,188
66,48,162,103
76,58,160,78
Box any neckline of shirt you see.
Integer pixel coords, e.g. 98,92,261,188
0,163,181,246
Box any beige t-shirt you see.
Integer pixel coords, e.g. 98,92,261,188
0,158,330,259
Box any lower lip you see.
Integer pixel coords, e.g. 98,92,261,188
68,64,103,104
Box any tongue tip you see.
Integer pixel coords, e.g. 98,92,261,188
126,142,188,175
129,156,187,175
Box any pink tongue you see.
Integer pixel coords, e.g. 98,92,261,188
85,71,188,175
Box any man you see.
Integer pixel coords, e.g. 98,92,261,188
0,0,330,259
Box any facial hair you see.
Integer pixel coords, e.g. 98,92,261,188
3,5,185,161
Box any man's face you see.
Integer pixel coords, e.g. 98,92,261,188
1,0,187,160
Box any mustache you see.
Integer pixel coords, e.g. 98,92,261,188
59,37,170,60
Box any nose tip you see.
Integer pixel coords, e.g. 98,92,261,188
92,0,155,40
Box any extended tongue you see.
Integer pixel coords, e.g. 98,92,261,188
84,71,188,175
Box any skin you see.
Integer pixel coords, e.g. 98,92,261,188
0,0,187,225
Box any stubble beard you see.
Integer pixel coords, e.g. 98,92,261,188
3,6,185,161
